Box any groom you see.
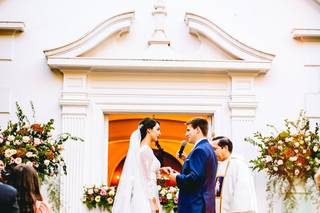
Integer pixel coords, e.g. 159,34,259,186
169,117,217,213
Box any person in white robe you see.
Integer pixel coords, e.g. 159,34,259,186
210,136,257,213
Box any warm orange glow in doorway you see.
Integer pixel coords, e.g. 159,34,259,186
107,114,211,186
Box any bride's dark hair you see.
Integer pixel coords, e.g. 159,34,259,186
139,117,164,165
139,117,160,141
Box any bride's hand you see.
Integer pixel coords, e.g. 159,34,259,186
150,197,160,213
160,166,172,175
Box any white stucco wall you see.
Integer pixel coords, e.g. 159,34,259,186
1,0,320,212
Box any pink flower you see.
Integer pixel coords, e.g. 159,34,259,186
174,197,178,204
100,188,107,196
87,189,94,195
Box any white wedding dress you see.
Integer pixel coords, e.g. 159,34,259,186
140,144,161,209
112,129,161,213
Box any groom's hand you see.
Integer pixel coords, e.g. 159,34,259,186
169,170,179,185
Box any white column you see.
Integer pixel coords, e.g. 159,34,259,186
60,109,88,213
59,71,89,213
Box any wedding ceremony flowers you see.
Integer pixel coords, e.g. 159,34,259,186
82,184,116,211
158,185,179,213
0,103,83,181
245,111,320,211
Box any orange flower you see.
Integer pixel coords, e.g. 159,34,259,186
268,146,277,155
17,129,29,136
284,148,295,159
16,148,27,157
31,124,43,132
45,150,55,160
296,156,306,165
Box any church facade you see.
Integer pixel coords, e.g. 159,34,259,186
0,0,320,212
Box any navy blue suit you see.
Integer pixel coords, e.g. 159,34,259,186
176,139,217,213
0,183,19,213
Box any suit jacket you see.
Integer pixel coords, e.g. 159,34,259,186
0,182,19,213
176,139,217,213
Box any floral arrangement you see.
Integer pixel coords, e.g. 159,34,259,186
0,103,83,181
245,111,320,211
158,185,179,213
82,184,116,212
82,184,179,212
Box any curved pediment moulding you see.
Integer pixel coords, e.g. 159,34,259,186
45,11,275,74
184,12,275,62
44,11,135,57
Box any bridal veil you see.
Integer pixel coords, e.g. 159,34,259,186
112,129,151,213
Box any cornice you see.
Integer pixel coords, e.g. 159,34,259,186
0,21,25,32
292,28,320,40
184,12,275,61
47,57,271,74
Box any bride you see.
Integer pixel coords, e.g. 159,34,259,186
112,118,171,213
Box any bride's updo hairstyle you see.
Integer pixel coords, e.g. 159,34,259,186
139,117,159,141
139,117,164,166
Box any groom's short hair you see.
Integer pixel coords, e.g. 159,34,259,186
186,118,208,136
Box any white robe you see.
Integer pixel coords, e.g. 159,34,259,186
215,155,258,213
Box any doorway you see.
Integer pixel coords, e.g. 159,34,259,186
107,113,212,185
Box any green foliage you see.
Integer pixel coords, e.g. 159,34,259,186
245,111,320,212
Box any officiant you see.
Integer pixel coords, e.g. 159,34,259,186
210,136,257,213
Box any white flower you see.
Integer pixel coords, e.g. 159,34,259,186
14,158,22,165
44,160,50,166
277,160,283,165
34,138,41,146
277,146,283,151
5,149,13,158
166,193,173,200
315,158,320,165
6,141,11,145
299,140,304,145
285,137,291,142
278,141,283,144
87,189,93,195
7,135,15,141
265,156,273,162
22,136,30,143
289,156,298,161
306,166,311,171
108,190,115,196
303,150,307,154
169,186,177,193
107,197,113,204
26,152,34,158
0,137,3,143
294,169,300,176
294,149,298,153
95,196,101,203
157,185,161,191
14,140,22,145
313,146,319,152
160,189,166,196
26,161,33,167
273,166,278,171
23,124,30,129
294,142,300,148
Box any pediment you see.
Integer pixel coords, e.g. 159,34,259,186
44,11,275,74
